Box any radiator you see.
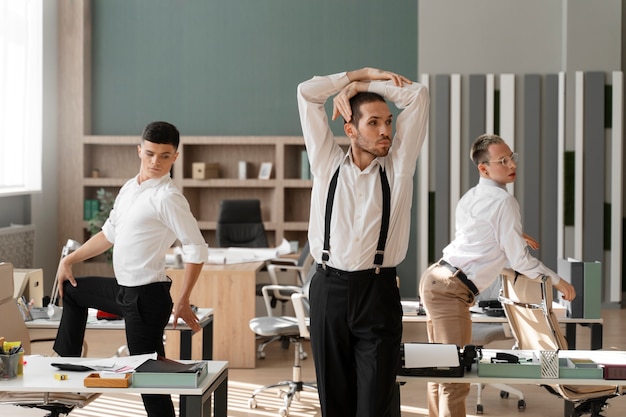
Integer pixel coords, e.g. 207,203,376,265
0,224,35,268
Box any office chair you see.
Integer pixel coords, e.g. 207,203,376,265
499,268,622,417
248,284,317,417
471,276,526,414
0,262,98,417
215,199,269,248
254,241,314,359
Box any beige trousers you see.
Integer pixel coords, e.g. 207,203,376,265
418,263,476,417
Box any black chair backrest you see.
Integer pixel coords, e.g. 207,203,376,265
216,199,269,248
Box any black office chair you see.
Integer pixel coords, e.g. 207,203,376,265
215,199,269,248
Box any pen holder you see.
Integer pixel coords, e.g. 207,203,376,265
0,352,21,379
540,350,559,379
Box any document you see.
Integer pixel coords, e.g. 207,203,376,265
404,343,460,368
207,238,292,264
52,352,157,373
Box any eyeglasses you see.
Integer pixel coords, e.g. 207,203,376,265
482,152,519,167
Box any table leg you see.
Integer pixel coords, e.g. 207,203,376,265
565,323,577,350
180,330,192,360
590,323,603,350
179,369,228,417
203,321,213,360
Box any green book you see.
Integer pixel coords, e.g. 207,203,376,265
300,150,311,180
583,261,602,319
132,359,207,388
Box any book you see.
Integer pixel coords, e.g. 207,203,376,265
583,261,602,319
132,358,208,388
300,150,311,180
557,258,585,318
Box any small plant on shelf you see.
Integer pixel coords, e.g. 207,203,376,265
87,187,115,262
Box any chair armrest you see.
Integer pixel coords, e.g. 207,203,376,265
267,264,307,286
291,293,310,339
260,284,302,317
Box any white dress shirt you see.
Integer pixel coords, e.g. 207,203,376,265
297,71,429,271
102,174,208,287
442,177,560,293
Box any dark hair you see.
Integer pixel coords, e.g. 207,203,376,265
347,92,386,126
470,133,505,165
141,121,180,150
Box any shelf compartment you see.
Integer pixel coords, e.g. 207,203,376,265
284,188,312,222
183,187,276,225
182,144,275,180
84,144,138,179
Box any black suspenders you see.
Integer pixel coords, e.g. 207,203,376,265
321,164,391,274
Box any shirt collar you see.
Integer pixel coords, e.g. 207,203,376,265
479,176,507,190
133,173,171,188
345,146,386,173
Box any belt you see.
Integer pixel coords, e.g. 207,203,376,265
437,259,479,296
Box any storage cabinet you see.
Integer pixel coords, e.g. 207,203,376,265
74,136,353,252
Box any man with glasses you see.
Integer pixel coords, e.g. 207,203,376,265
418,133,576,417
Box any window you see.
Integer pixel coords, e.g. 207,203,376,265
0,0,42,196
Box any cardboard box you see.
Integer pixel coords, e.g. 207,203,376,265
84,372,132,388
191,162,219,180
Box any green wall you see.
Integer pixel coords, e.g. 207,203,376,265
90,0,420,297
91,0,418,136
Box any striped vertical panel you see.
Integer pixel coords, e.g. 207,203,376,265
417,74,431,278
557,72,566,260
434,75,451,257
500,74,516,194
574,72,584,259
582,72,605,263
486,74,495,134
609,71,623,302
449,74,462,240
522,74,541,242
541,74,560,271
468,75,486,190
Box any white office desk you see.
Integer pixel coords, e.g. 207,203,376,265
0,356,228,417
402,310,604,350
399,349,626,385
398,349,626,417
25,308,214,360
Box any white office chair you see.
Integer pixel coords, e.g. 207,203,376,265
471,276,526,414
248,283,317,417
254,242,314,359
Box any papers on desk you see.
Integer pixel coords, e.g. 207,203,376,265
206,238,292,264
52,353,157,373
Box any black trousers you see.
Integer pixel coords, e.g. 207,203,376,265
309,266,402,417
53,276,175,417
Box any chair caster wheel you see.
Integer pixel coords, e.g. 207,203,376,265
257,351,266,359
517,399,526,411
278,407,289,416
500,390,509,398
248,398,257,409
476,404,483,414
300,352,308,360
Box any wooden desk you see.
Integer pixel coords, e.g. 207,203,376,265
0,356,228,417
167,262,265,368
25,308,214,360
